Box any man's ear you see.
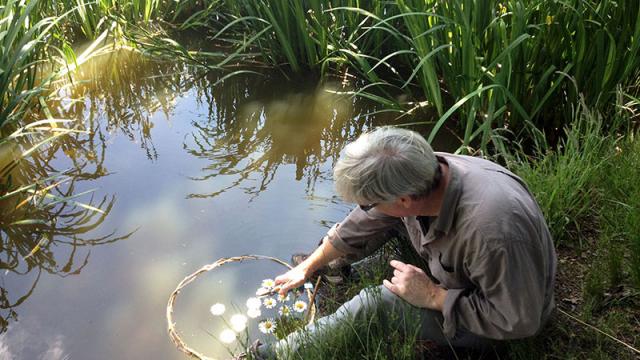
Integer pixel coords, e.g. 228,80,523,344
398,195,412,209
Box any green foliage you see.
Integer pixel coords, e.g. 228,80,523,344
180,0,640,153
505,95,640,358
601,131,640,289
0,0,58,129
33,0,213,40
0,0,191,130
283,245,422,360
509,99,612,245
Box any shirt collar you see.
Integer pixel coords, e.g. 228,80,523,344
430,154,462,236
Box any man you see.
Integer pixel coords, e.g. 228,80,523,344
247,126,556,358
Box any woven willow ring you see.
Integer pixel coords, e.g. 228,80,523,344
167,254,317,360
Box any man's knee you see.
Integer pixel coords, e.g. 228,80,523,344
350,285,405,313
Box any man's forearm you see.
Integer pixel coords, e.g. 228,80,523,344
298,236,345,276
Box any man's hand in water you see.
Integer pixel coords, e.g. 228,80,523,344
383,260,447,311
274,265,308,296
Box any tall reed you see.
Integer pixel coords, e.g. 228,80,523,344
33,0,204,40
0,0,58,129
184,0,640,153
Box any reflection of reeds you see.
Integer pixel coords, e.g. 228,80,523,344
51,49,189,161
0,121,133,334
184,75,383,199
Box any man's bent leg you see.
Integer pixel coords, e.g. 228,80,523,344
257,285,493,359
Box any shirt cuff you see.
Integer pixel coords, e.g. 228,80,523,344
326,223,362,256
442,288,465,339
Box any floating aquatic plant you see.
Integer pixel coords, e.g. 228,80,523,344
230,314,248,332
246,297,261,310
219,328,236,343
247,307,261,319
210,303,226,316
278,305,291,317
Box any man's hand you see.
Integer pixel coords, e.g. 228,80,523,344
274,237,345,296
274,265,308,296
383,260,448,311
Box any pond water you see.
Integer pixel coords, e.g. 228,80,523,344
0,51,456,359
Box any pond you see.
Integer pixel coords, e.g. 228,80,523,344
0,50,456,359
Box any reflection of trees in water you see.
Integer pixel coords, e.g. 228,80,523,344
54,50,191,162
184,73,384,199
0,131,133,333
0,50,187,333
0,48,404,332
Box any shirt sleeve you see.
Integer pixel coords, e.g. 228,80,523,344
326,207,402,260
441,240,547,340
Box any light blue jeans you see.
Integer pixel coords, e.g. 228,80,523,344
258,285,493,359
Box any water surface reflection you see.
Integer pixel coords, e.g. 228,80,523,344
186,84,356,199
0,49,454,359
0,127,128,334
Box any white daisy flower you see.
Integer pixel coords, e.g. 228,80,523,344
209,303,226,316
293,300,307,313
261,279,276,289
219,328,236,343
230,314,248,332
277,293,290,302
263,297,276,309
258,319,276,334
278,305,291,317
246,297,262,310
247,307,262,319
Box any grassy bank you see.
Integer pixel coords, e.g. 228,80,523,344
506,95,640,359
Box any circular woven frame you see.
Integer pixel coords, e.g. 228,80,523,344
167,254,317,360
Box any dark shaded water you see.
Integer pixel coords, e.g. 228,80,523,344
0,51,456,359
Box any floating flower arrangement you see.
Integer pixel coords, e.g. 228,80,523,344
208,278,313,344
167,255,317,358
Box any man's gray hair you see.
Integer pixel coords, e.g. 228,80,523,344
333,126,439,204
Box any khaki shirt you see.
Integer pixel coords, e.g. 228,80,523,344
326,153,557,340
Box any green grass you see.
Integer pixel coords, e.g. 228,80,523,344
507,98,613,246
0,0,59,129
264,239,424,360
600,132,640,289
504,95,640,359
